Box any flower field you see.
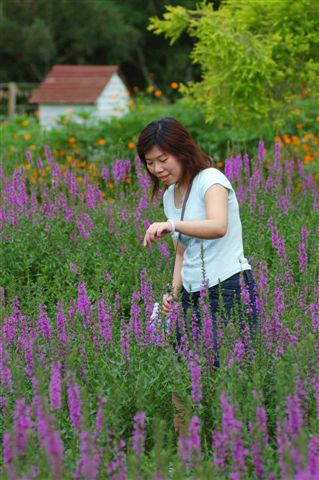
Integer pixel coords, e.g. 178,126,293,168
0,137,319,479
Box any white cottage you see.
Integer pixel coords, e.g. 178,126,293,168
29,65,130,129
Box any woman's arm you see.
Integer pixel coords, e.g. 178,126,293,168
174,184,228,239
172,239,184,299
144,185,229,246
162,239,184,314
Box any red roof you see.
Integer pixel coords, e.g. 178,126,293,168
29,65,120,104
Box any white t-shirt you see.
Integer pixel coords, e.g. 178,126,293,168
162,167,251,293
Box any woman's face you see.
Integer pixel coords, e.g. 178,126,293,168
144,145,183,186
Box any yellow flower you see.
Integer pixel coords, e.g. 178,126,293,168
146,85,154,93
171,82,179,89
22,120,29,127
127,141,135,149
107,182,114,189
293,109,301,114
316,116,319,122
25,164,31,170
69,137,76,144
274,136,281,143
67,156,73,166
98,139,106,145
29,145,35,151
24,133,31,140
66,109,73,115
154,89,162,97
13,133,19,139
128,99,134,106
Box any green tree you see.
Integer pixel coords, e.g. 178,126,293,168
0,0,200,89
148,0,319,138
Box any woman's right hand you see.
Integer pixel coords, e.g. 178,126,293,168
162,293,174,315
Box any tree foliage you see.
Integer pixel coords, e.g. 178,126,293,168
0,0,198,88
148,0,319,137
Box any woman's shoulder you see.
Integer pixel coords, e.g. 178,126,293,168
195,167,234,193
197,167,224,177
194,167,226,184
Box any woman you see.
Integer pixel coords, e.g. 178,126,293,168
137,117,259,364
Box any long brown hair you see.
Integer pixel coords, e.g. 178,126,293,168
137,117,212,201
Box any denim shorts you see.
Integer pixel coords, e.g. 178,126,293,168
177,270,260,365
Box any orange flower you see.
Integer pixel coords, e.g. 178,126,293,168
154,89,162,97
133,86,139,92
283,134,291,144
293,146,299,153
217,161,224,168
274,136,281,143
98,139,106,145
125,177,131,184
316,116,319,122
304,133,314,140
69,137,76,144
127,141,135,149
171,82,179,89
23,133,31,140
107,182,114,189
293,109,301,114
67,156,73,166
304,153,312,164
296,124,303,129
292,136,299,144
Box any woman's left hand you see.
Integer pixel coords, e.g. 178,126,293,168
143,221,173,247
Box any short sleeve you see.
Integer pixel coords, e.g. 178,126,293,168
198,168,233,200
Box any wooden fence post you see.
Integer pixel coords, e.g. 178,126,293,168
8,82,17,120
